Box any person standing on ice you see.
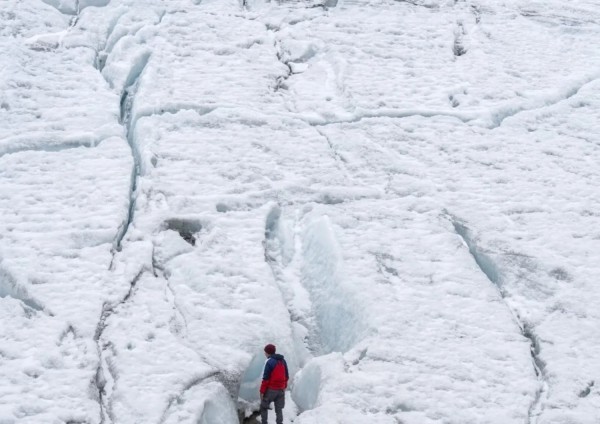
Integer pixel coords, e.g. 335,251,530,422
260,344,289,424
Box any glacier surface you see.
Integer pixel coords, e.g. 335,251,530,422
1,0,599,422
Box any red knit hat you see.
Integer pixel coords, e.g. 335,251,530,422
264,344,276,355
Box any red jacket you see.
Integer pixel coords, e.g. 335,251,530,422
260,354,289,394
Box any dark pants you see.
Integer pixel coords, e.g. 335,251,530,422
260,389,285,424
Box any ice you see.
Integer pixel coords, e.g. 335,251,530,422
1,0,600,422
300,216,367,354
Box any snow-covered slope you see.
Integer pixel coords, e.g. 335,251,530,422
1,0,599,423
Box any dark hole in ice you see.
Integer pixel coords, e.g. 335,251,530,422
317,193,344,205
323,0,339,8
579,380,594,398
164,218,202,246
241,411,260,423
453,41,467,56
96,52,107,72
352,348,368,365
453,22,467,57
216,203,230,213
265,207,281,241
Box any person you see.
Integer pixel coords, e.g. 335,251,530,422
259,344,289,424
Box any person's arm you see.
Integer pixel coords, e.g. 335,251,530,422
260,359,275,395
284,359,289,389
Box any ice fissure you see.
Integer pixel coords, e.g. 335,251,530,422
93,269,145,423
489,73,600,128
113,52,151,251
69,0,81,29
158,371,222,423
309,107,478,126
264,206,320,353
452,221,502,289
315,127,348,166
269,28,293,92
453,21,467,57
94,12,125,72
0,139,101,158
150,240,190,338
131,104,217,129
0,263,45,313
81,22,158,421
301,216,363,354
451,219,547,423
264,206,350,359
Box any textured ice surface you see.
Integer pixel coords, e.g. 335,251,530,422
1,0,599,422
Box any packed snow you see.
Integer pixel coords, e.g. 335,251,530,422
1,0,599,423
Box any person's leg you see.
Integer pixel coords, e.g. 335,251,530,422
260,404,268,424
274,390,285,424
260,390,274,424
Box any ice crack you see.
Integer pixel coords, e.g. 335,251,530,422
263,206,314,340
69,0,81,29
0,138,103,159
451,218,548,423
151,241,191,338
270,30,293,92
453,21,467,57
309,107,477,126
0,263,46,314
112,52,151,252
315,127,348,166
489,73,600,128
93,269,145,423
158,371,223,424
264,206,329,356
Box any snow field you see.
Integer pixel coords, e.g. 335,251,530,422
272,0,600,127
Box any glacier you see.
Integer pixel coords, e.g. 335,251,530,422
1,0,599,423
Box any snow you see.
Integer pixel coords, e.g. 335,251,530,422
1,0,600,422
